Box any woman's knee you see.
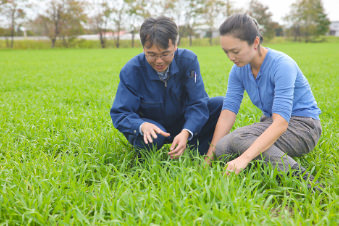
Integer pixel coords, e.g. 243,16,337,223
215,128,258,158
215,133,237,157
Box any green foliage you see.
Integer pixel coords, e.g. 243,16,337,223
284,0,330,42
248,0,276,41
0,43,338,224
2,36,339,50
29,0,87,48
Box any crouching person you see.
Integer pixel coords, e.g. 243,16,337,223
110,16,223,158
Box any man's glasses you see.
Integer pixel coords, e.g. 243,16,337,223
145,50,175,61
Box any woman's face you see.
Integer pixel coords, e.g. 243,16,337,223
220,35,257,67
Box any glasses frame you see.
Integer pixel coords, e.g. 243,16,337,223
145,48,176,61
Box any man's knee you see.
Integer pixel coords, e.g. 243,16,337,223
207,96,223,116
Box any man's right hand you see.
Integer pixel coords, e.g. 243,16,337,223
141,122,170,144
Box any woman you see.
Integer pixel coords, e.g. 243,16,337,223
205,14,322,189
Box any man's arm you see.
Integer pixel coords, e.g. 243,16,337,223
168,57,209,158
110,73,144,135
182,57,209,135
111,71,170,143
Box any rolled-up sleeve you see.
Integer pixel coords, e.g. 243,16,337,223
222,66,244,114
272,60,297,122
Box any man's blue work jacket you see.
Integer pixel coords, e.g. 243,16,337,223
110,48,209,138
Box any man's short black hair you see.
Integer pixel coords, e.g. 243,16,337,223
140,16,178,49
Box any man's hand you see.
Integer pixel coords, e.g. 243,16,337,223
141,122,170,144
224,156,250,175
168,130,189,159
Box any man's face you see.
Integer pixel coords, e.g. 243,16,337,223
144,40,177,72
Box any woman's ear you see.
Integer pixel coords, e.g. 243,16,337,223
254,36,260,49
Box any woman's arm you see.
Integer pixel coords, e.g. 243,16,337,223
225,113,288,174
205,109,237,164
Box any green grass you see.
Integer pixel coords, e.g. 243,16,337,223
0,43,338,225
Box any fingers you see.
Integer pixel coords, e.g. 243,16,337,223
225,163,235,176
168,138,186,159
169,148,185,159
158,130,171,137
204,156,212,167
150,130,158,139
169,145,184,155
141,122,170,145
173,148,185,158
169,139,178,154
143,132,153,144
167,132,189,158
155,128,170,137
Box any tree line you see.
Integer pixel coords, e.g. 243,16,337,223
0,0,331,48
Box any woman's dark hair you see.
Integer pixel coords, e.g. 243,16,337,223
219,14,263,46
140,16,178,49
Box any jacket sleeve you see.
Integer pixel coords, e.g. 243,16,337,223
110,71,144,135
182,56,209,136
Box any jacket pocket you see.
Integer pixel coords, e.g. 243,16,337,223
139,99,163,120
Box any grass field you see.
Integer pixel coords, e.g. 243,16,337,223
0,43,338,224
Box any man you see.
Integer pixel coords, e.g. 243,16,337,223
110,16,223,158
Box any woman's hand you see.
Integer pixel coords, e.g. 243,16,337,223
224,156,250,175
204,155,213,166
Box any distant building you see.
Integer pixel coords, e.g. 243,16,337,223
329,21,339,36
78,31,139,40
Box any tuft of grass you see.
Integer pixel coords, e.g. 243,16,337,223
0,43,338,224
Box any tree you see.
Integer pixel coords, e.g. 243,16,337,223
272,22,284,37
111,1,127,48
34,1,63,48
60,0,87,47
284,3,301,41
248,0,276,42
153,0,176,16
32,0,86,48
223,0,242,18
0,0,28,48
125,0,150,48
203,0,225,45
159,0,186,45
184,0,205,46
285,0,330,42
89,0,113,48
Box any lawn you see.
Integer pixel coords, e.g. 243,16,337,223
0,43,338,224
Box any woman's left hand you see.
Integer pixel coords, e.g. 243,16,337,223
225,156,250,175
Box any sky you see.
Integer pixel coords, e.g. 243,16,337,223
234,0,339,23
